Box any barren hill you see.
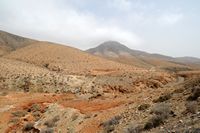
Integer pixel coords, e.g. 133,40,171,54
0,30,36,56
4,41,140,75
86,41,198,70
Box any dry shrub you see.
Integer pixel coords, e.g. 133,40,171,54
144,103,171,130
138,104,150,111
40,128,54,133
187,86,200,101
23,122,34,131
151,103,171,117
101,115,121,133
12,110,27,117
44,115,60,127
30,104,41,112
124,124,143,133
185,101,198,114
153,93,171,103
144,115,165,130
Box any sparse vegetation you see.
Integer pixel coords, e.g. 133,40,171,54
144,115,165,130
32,111,41,121
144,103,171,130
153,93,171,103
1,30,200,132
124,124,143,133
101,115,122,132
9,118,19,124
23,122,34,131
151,103,171,117
164,67,191,73
138,103,150,111
187,86,200,101
185,101,198,114
12,110,28,117
44,115,60,127
30,104,41,112
40,128,54,133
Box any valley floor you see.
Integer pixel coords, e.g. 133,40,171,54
0,71,199,133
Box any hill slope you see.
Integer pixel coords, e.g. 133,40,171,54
86,41,199,70
0,30,36,56
4,41,140,75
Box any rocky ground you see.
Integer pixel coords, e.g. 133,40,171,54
1,66,200,132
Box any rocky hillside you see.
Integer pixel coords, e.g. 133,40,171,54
0,30,36,56
4,41,140,75
86,41,200,70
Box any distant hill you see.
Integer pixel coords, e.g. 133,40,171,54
4,41,139,75
0,30,36,56
175,57,200,65
0,30,142,77
86,41,200,70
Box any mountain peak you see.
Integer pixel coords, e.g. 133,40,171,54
98,41,129,49
87,41,132,55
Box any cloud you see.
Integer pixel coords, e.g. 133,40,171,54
0,0,142,49
158,13,183,25
107,0,132,11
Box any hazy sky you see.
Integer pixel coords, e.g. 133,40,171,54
0,0,200,57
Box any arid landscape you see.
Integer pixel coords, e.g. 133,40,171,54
0,30,200,133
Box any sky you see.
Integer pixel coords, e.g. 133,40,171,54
0,0,200,57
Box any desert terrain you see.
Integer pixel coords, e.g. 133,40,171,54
0,30,200,133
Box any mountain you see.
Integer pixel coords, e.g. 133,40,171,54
175,57,200,65
0,30,141,76
4,41,139,75
86,41,200,70
1,32,200,133
0,30,36,56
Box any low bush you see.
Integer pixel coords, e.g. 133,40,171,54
144,115,165,130
23,122,34,131
124,124,143,133
30,104,41,112
9,118,19,124
12,110,27,117
185,101,197,114
187,86,200,101
100,115,121,133
44,115,60,127
101,115,121,127
138,104,150,111
153,94,171,103
144,103,171,130
40,128,54,133
32,111,41,121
